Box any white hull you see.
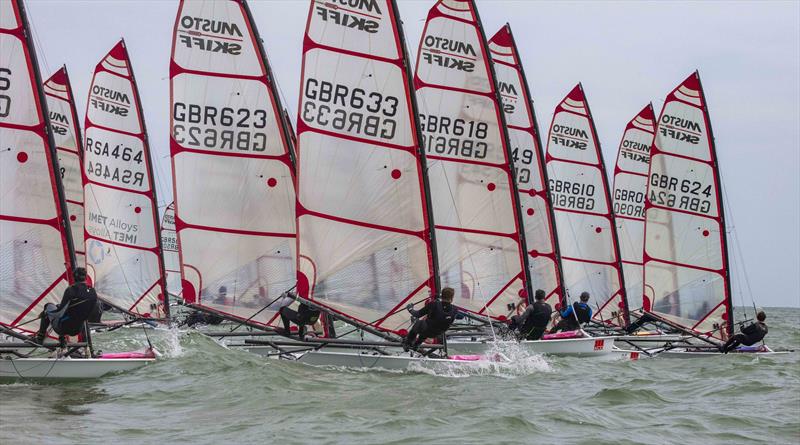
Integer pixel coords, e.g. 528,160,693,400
245,347,503,371
446,336,616,357
0,357,154,379
658,348,790,358
613,334,686,349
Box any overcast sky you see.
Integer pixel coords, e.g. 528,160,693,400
23,0,799,307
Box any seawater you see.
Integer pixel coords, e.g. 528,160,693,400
1,308,798,445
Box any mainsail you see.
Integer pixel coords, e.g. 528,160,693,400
160,202,181,301
545,84,629,326
83,40,167,318
488,24,563,309
296,0,436,334
643,72,731,338
414,0,531,320
170,0,296,326
0,0,75,331
611,104,655,312
44,67,85,268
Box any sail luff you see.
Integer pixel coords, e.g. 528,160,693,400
0,0,74,329
643,71,732,338
488,23,564,309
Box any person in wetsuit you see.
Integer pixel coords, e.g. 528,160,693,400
33,267,97,347
183,310,224,327
279,294,321,338
549,292,593,334
507,289,553,340
721,311,768,353
402,287,458,351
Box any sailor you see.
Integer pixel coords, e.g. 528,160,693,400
507,289,552,340
183,310,224,327
549,292,593,333
402,287,458,351
721,311,768,353
213,285,229,305
278,295,321,338
32,267,97,348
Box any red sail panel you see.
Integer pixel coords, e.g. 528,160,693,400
0,0,73,331
160,202,181,301
611,104,655,311
170,0,296,326
414,0,529,321
545,84,629,326
296,0,436,334
44,67,85,268
488,24,563,310
643,72,731,338
83,41,166,318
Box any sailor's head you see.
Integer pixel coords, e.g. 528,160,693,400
756,311,766,322
535,289,546,301
580,292,590,302
441,287,455,303
73,267,87,283
219,285,227,296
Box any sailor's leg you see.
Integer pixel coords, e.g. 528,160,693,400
722,334,745,353
527,326,546,340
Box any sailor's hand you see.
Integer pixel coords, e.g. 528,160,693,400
406,303,414,312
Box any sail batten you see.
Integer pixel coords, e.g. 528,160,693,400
643,72,731,338
413,0,530,321
545,84,629,326
0,0,74,331
169,0,296,327
296,0,436,335
611,104,655,312
488,24,563,310
83,40,167,318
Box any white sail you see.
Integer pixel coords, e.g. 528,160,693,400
545,84,629,326
44,67,85,268
160,202,181,301
488,24,563,310
414,0,530,321
643,72,731,338
83,41,167,318
611,104,655,312
170,0,296,326
0,0,74,331
296,0,436,334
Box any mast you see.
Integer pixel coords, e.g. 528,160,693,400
582,84,630,326
19,0,76,275
473,9,533,303
392,0,441,296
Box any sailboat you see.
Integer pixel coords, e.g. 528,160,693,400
83,40,169,321
640,72,784,357
443,24,616,357
0,0,154,378
169,0,297,331
242,0,507,370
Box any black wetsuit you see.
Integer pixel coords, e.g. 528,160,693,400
510,301,552,340
280,303,320,337
37,282,98,342
549,302,592,333
722,321,768,353
404,300,457,348
184,311,224,327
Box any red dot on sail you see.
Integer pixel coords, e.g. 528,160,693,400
267,178,277,188
595,227,602,233
487,182,496,191
526,208,534,216
134,206,141,214
529,249,539,257
528,189,536,197
17,152,28,163
702,229,710,237
70,215,77,221
391,169,401,179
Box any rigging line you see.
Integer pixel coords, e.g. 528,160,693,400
719,176,756,308
27,13,51,78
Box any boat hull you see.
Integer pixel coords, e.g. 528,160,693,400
446,336,616,357
0,357,155,379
